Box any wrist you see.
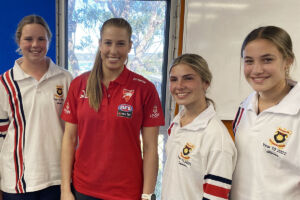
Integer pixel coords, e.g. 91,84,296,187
141,193,156,200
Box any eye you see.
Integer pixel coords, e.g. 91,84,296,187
24,37,32,41
184,76,194,80
38,37,46,41
117,42,126,46
104,41,112,45
244,59,253,65
169,77,177,82
263,57,273,63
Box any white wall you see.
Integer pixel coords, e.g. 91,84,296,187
183,0,300,119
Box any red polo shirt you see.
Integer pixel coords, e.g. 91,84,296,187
61,66,165,200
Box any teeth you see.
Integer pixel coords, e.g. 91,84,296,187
177,93,187,97
109,57,119,61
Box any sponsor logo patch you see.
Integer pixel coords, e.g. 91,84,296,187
150,105,160,118
117,104,133,118
63,102,71,114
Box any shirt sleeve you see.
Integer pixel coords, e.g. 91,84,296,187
0,79,9,140
202,149,236,200
60,79,79,124
142,83,165,127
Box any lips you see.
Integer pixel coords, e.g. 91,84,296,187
251,76,269,84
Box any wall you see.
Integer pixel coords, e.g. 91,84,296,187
0,1,56,74
183,0,300,119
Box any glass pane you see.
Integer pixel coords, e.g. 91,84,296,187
68,0,168,99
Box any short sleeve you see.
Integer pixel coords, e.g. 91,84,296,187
0,79,9,149
60,79,79,124
202,149,237,200
142,83,165,127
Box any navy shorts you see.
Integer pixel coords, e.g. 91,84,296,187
2,185,60,200
72,185,103,200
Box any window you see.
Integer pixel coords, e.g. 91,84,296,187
58,0,174,199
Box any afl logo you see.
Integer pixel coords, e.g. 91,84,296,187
117,104,133,118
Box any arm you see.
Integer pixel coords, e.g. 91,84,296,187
61,122,78,200
141,126,159,200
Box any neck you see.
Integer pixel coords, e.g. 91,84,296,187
258,80,290,113
102,65,124,87
20,57,49,81
180,100,208,127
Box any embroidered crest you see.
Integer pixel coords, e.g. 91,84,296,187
122,89,134,102
180,143,195,160
269,127,292,149
55,85,63,98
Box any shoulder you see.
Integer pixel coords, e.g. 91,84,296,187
205,115,236,154
70,71,90,87
128,70,156,89
50,61,73,81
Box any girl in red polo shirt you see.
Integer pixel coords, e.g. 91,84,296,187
60,18,164,200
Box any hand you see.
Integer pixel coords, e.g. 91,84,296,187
60,191,75,200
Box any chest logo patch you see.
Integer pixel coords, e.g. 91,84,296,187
117,104,133,118
122,89,134,102
269,127,292,149
54,85,64,104
180,142,194,160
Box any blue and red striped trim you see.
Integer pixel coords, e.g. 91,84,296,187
203,174,232,199
1,70,26,193
232,106,244,135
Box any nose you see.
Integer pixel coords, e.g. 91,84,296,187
32,39,39,47
110,44,117,54
252,62,264,74
176,79,185,89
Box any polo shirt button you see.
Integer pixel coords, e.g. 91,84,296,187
108,94,111,98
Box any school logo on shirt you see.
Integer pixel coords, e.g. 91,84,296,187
178,142,194,168
180,143,194,160
122,89,134,102
117,104,133,118
54,85,64,104
269,127,292,149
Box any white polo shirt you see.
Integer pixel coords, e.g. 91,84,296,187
162,104,237,200
0,57,72,193
231,81,300,200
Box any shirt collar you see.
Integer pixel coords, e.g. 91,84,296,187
13,57,63,81
244,80,300,115
110,65,130,85
173,103,216,131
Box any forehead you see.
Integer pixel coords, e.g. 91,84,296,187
21,24,47,36
101,26,129,40
243,39,281,57
170,63,198,76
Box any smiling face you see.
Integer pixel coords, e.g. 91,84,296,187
100,26,132,76
169,63,209,110
243,39,290,96
19,23,49,64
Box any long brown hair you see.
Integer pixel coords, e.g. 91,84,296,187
86,18,132,111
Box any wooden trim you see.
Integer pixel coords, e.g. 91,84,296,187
174,0,185,116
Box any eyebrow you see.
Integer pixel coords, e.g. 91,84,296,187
169,73,195,78
244,54,275,59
